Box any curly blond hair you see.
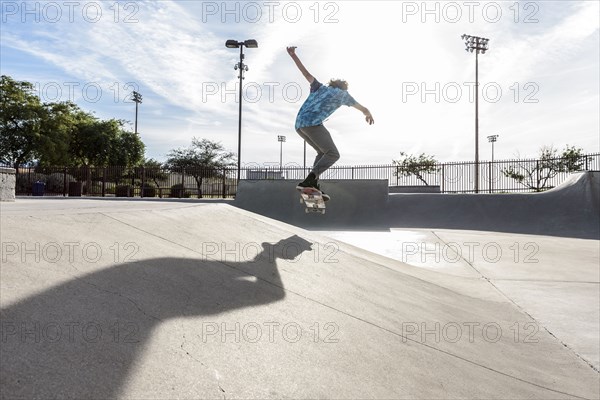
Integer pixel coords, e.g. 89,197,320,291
328,79,348,91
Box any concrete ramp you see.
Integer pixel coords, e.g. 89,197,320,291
234,179,389,228
234,172,599,238
387,171,599,239
0,199,598,398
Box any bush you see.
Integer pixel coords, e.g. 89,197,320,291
16,173,45,193
170,183,191,198
116,185,133,197
85,181,103,195
104,183,115,195
141,182,157,198
46,173,76,193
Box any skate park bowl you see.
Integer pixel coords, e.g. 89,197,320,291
234,179,390,229
0,171,598,398
234,171,600,239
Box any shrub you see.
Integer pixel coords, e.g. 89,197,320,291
170,183,191,198
116,185,133,197
104,183,116,195
16,173,45,194
46,173,76,194
141,182,157,198
85,181,103,195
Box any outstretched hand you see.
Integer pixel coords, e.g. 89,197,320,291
364,112,374,125
286,46,297,56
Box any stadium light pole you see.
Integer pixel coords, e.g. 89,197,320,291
132,91,142,134
278,135,286,171
461,34,490,193
226,39,258,181
487,134,499,193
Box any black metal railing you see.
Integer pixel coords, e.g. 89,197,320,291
11,153,599,197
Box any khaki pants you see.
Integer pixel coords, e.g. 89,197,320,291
296,124,340,177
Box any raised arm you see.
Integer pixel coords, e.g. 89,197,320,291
353,103,374,125
287,47,314,84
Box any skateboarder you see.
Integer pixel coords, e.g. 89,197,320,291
288,46,374,201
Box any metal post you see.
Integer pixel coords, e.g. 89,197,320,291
441,164,445,193
132,91,142,135
102,167,106,197
475,50,479,193
462,34,489,193
303,141,307,172
135,101,139,134
237,46,243,182
487,134,498,193
222,167,226,198
141,166,145,198
63,168,67,197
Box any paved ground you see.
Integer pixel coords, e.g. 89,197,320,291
1,196,598,399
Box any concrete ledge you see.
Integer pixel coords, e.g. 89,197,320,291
389,185,441,193
0,167,16,202
386,171,600,239
234,179,389,228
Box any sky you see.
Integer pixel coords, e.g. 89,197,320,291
1,0,598,167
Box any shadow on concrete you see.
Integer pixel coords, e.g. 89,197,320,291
1,235,312,398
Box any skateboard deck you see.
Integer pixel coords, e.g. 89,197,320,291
298,187,326,214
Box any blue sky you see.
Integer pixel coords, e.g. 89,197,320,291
1,1,598,166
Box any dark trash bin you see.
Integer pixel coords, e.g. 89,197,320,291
32,181,45,196
69,181,83,197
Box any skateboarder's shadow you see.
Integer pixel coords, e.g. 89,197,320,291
1,235,312,398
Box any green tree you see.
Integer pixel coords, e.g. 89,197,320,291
392,152,439,186
1,75,146,171
0,75,44,170
142,158,168,187
164,138,235,198
502,145,586,191
70,117,144,167
36,102,82,166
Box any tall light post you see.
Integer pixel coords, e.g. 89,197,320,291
487,134,499,193
278,135,286,171
226,39,258,181
132,91,142,134
462,34,490,193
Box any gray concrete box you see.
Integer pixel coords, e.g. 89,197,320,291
0,167,16,202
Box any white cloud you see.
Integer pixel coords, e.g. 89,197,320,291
2,0,598,163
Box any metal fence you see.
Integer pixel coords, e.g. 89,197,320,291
12,153,599,198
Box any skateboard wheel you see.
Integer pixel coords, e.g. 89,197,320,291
305,209,309,214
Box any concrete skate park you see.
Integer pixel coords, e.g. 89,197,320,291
1,171,598,398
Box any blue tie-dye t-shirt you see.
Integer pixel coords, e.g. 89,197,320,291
295,79,357,129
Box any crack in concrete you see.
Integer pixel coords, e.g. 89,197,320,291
432,231,600,374
66,261,162,323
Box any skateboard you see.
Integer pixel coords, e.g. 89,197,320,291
298,187,326,214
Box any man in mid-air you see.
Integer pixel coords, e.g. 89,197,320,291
288,46,374,201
